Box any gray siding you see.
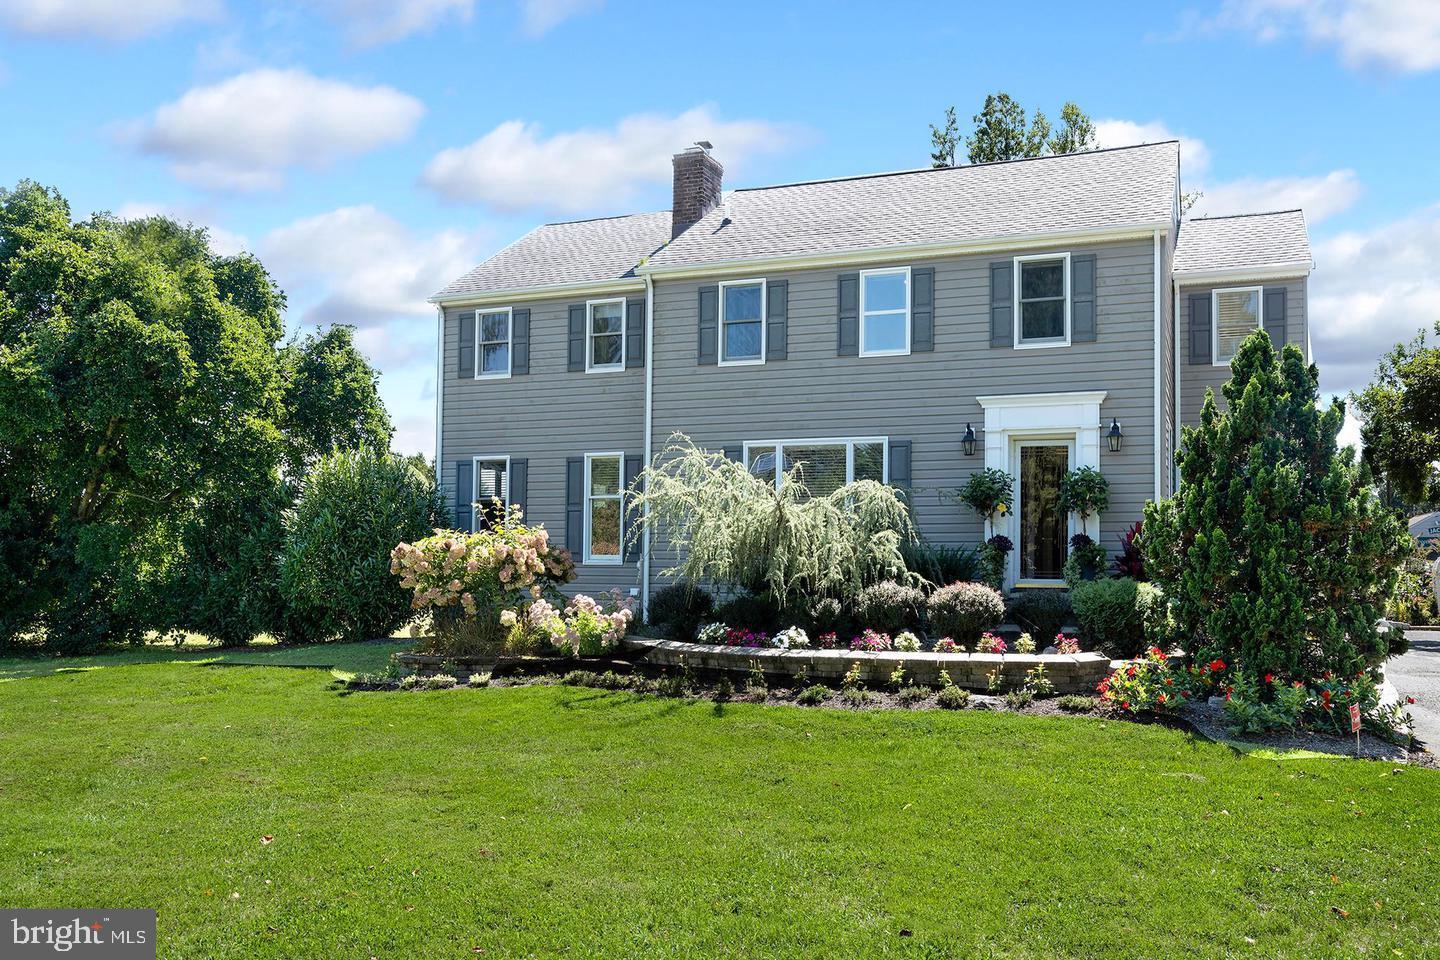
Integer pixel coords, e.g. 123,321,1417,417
1177,277,1308,428
649,239,1160,568
1160,235,1176,497
439,294,645,597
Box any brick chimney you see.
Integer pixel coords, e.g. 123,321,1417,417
671,142,723,238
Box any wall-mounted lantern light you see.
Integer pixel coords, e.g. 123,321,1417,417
1107,418,1123,453
962,423,977,457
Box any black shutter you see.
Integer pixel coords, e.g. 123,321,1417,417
888,440,912,510
626,298,645,368
766,279,788,360
567,305,586,372
510,458,528,520
565,457,584,555
623,454,642,562
458,310,475,377
1071,254,1096,343
454,460,473,532
697,285,718,365
911,267,934,352
1188,293,1212,365
1263,287,1287,347
989,261,1012,347
837,273,859,356
511,308,530,375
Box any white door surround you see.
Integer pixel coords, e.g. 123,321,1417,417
975,391,1107,589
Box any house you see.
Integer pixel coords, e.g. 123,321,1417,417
431,141,1313,607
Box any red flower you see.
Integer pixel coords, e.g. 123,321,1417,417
1292,680,1305,689
1158,693,1167,704
1208,659,1227,673
1407,696,1417,705
1263,673,1274,684
1127,666,1137,678
1164,677,1173,686
1121,701,1130,710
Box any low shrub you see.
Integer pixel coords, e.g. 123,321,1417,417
562,669,600,687
1071,577,1146,657
799,596,854,637
933,637,962,653
1023,664,1055,698
713,592,781,632
712,675,734,703
1223,670,1307,734
1057,694,1098,713
840,686,871,707
796,684,830,706
850,629,892,651
937,685,970,709
1007,590,1072,639
1014,632,1035,654
1055,634,1081,655
897,685,929,707
928,581,1005,643
527,592,635,656
976,632,1007,654
816,631,841,649
1098,647,1188,713
648,581,714,640
855,581,926,633
696,623,728,645
655,674,687,698
467,672,491,687
1062,534,1110,588
413,674,458,691
772,626,810,649
893,630,921,652
721,627,770,648
1005,689,1034,710
902,540,981,587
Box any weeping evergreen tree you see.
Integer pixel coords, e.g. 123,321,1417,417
634,435,918,606
1143,333,1411,681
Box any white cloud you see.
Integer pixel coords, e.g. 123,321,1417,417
0,0,219,40
299,0,474,46
131,69,424,191
519,0,600,36
112,201,248,256
1095,118,1211,174
1217,0,1440,73
1308,205,1440,398
260,205,486,330
422,106,801,213
391,413,435,459
1188,169,1362,225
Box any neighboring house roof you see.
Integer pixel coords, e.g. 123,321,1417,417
1410,511,1440,547
645,141,1180,272
433,211,671,301
1173,210,1312,279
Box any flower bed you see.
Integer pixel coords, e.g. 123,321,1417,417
621,636,1111,694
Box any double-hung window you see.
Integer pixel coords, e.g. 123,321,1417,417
584,453,623,563
719,279,765,364
1211,286,1262,365
860,267,910,356
477,307,512,377
743,438,886,497
472,456,509,532
587,299,625,372
1014,253,1070,348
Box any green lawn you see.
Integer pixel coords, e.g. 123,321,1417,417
2,650,1438,958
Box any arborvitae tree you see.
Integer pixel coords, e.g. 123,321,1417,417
1142,332,1411,682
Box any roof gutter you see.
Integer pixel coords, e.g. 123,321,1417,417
1172,260,1313,286
429,277,646,308
636,221,1172,280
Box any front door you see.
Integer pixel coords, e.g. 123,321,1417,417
1015,440,1072,583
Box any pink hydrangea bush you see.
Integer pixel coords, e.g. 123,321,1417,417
850,629,892,652
390,505,575,655
528,591,634,657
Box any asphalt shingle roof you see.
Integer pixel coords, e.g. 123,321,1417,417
646,141,1180,270
432,211,671,300
1173,209,1312,276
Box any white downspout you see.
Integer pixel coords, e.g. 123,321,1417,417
640,272,655,620
1172,282,1181,494
434,304,445,492
1152,229,1163,502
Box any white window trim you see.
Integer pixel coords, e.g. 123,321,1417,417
859,265,912,358
1210,285,1264,367
585,297,627,374
741,436,889,491
471,455,510,534
1013,252,1071,350
475,306,513,380
583,451,624,565
717,278,767,367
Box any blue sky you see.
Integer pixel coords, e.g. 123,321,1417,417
3,0,1439,455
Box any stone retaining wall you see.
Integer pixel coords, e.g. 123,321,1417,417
622,637,1111,694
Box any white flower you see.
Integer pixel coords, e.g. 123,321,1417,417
772,626,810,650
894,631,921,652
696,623,728,644
499,609,518,627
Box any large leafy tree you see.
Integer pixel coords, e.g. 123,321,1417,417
279,325,393,477
1352,322,1440,509
0,183,286,650
1143,333,1411,683
930,93,1096,167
